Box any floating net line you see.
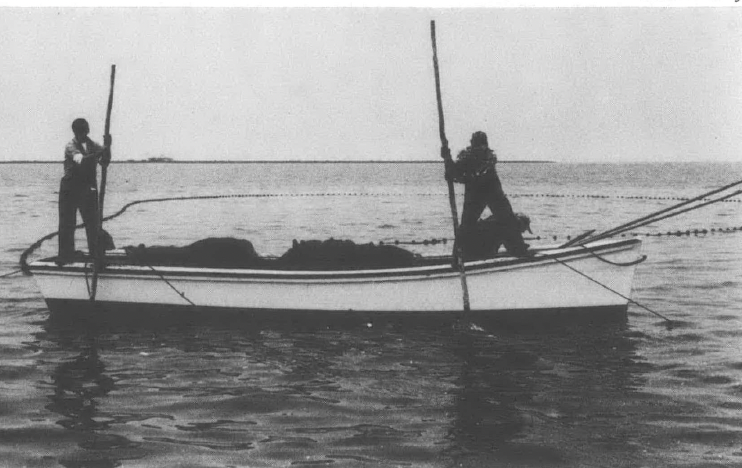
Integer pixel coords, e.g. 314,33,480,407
16,183,742,274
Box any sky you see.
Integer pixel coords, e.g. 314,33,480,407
0,5,740,163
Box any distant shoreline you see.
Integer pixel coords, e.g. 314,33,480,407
1,160,555,164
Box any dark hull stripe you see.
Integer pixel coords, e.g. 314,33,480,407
45,298,628,322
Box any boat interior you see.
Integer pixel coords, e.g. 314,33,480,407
43,236,550,271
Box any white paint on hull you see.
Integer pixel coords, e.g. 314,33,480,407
30,239,642,313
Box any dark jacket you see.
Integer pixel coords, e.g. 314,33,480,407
451,145,497,184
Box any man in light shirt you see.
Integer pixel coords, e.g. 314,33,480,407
58,118,111,264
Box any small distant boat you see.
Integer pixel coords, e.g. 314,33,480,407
28,238,643,318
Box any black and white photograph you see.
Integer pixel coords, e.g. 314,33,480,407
1,3,741,467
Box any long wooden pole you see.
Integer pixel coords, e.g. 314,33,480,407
430,21,470,312
90,64,116,301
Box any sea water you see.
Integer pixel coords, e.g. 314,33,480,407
0,161,741,467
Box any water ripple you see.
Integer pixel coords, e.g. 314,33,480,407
2,162,742,467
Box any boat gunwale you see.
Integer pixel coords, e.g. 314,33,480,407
28,238,642,282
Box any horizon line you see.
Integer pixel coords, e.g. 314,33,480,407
0,159,738,164
0,159,557,164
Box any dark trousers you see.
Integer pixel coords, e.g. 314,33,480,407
58,179,99,258
459,173,528,256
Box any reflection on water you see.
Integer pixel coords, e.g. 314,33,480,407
3,162,740,466
34,312,661,467
48,339,114,432
444,321,651,467
43,323,146,467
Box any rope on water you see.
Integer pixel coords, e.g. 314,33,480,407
380,238,450,246
579,181,742,244
509,193,742,203
380,224,742,247
18,186,742,274
56,190,742,203
20,230,64,275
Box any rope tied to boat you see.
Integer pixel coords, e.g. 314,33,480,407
578,246,647,267
551,256,674,326
145,265,196,306
0,269,23,278
83,262,92,297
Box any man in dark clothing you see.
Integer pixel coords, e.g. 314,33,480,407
445,131,530,257
58,118,111,264
462,212,533,260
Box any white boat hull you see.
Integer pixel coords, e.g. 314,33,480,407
29,239,643,317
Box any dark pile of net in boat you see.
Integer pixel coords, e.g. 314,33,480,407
121,212,532,270
124,237,419,270
278,238,419,270
124,238,268,268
